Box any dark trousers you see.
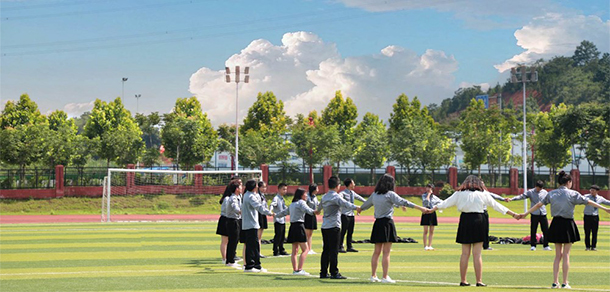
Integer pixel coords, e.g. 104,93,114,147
243,228,262,270
584,215,599,248
530,214,549,247
226,218,240,264
321,227,341,276
483,210,490,249
340,215,355,249
273,222,286,254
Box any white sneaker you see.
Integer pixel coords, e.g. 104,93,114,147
561,283,571,289
428,246,435,251
544,246,552,251
259,267,268,273
293,270,310,276
244,268,260,273
424,246,430,250
225,263,240,268
381,276,396,283
308,250,317,255
369,276,381,282
531,247,536,251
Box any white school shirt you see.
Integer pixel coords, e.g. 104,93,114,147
436,190,509,215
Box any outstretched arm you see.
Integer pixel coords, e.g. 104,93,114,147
588,200,610,213
523,202,544,217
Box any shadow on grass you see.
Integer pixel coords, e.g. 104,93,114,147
184,259,223,267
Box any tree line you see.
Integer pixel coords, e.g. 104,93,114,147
1,40,608,187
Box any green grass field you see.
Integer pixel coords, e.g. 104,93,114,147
2,195,609,222
1,221,609,292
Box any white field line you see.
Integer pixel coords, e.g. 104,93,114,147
3,266,610,291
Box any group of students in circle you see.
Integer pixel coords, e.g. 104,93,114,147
215,171,610,288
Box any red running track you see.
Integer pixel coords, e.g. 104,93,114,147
1,214,607,225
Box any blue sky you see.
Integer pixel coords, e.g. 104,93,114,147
1,0,608,124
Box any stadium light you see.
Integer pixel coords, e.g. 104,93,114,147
121,77,128,100
511,65,537,212
135,94,141,114
225,65,250,172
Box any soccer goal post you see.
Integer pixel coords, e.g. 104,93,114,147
101,168,262,222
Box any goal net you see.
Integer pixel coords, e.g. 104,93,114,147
101,168,262,222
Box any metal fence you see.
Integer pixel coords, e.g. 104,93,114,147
456,169,512,188
64,167,107,187
268,165,323,186
396,167,451,187
0,168,55,189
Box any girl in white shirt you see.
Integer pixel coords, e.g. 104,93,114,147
431,175,519,287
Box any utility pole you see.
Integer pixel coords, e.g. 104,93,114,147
511,65,538,212
225,66,250,174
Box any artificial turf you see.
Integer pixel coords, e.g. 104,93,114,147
1,221,608,292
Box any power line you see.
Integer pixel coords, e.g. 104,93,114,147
2,12,374,57
2,0,210,21
2,9,348,49
0,0,119,11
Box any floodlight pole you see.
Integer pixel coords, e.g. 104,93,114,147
511,65,537,212
135,94,141,114
225,66,250,173
122,77,128,100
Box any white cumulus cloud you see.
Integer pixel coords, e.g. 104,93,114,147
62,101,95,117
189,32,458,126
495,13,610,72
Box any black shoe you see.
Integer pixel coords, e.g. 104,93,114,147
330,273,347,279
476,283,487,287
346,248,358,252
320,273,329,279
338,249,347,253
460,282,471,286
279,251,289,256
273,252,279,256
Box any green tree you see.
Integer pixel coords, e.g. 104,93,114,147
241,91,289,136
43,110,78,168
141,147,161,168
216,124,236,168
572,40,600,67
135,112,161,148
533,104,572,185
0,94,47,182
0,124,47,185
583,104,609,187
388,94,430,185
290,111,339,183
84,98,143,167
556,103,610,185
161,97,217,169
73,112,91,134
0,94,45,129
485,107,519,186
353,113,389,185
459,99,491,175
239,129,290,169
320,91,358,171
239,91,291,168
594,53,610,99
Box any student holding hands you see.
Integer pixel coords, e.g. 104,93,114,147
275,188,320,276
430,175,520,287
359,174,431,283
519,171,610,289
